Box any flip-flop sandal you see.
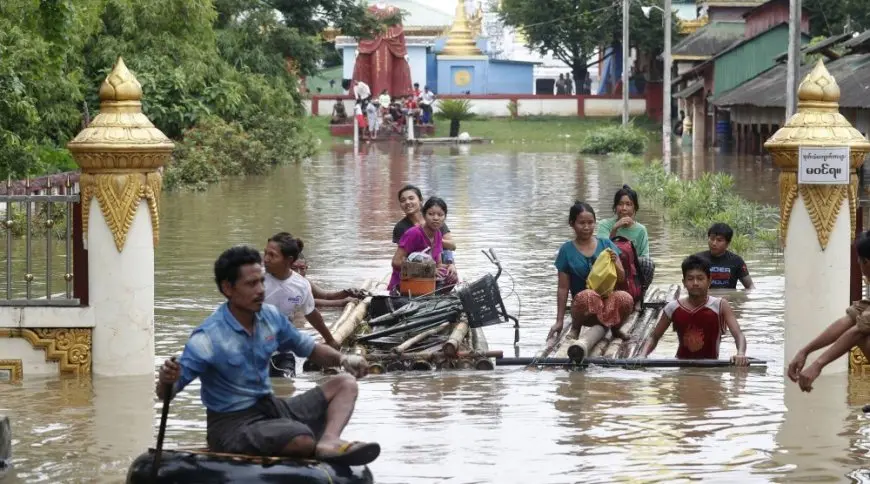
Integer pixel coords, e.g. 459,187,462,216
317,441,381,467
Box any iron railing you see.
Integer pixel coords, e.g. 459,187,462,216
1,174,82,306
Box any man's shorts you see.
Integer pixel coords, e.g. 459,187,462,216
206,388,327,456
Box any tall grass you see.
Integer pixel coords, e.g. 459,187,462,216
578,125,649,155
616,156,781,254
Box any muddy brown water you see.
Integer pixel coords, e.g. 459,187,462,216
1,143,869,483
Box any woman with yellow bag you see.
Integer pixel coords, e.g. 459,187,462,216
547,202,635,347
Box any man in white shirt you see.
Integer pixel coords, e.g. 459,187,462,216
263,232,340,352
419,86,436,125
353,80,371,103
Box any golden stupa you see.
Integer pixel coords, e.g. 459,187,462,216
440,0,484,56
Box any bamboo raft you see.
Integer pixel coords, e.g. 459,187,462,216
303,274,504,374
538,284,682,364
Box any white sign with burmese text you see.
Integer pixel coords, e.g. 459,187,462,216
798,146,850,184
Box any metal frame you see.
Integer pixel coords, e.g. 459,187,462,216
1,178,80,307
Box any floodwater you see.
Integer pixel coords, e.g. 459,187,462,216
2,142,870,483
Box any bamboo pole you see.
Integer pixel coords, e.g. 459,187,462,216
443,319,469,357
602,311,643,358
328,279,375,332
331,275,388,346
471,327,488,352
624,284,680,358
566,325,606,363
393,322,451,354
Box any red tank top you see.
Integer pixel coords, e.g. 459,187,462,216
663,296,725,359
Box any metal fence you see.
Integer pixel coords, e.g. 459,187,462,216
1,175,83,306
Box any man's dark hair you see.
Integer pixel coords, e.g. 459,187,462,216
268,232,304,260
707,222,734,243
856,230,870,260
214,245,262,296
681,254,711,278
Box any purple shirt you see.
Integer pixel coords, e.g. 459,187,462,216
388,225,443,290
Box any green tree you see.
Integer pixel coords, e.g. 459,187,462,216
804,0,870,38
498,0,679,89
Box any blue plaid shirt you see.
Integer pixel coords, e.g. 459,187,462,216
173,302,316,412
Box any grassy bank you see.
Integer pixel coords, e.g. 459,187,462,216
303,115,658,148
608,152,780,254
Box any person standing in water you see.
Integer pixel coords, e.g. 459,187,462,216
641,254,749,364
597,185,655,290
263,233,340,350
546,201,634,346
788,230,870,392
693,223,754,290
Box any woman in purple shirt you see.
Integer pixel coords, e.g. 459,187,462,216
388,197,458,292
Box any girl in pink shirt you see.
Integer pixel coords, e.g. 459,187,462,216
388,197,457,292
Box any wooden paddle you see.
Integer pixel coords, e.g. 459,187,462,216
152,357,176,481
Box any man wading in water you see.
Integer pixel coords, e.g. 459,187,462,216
788,230,870,392
157,245,380,466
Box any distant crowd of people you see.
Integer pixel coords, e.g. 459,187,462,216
329,81,437,138
554,72,593,95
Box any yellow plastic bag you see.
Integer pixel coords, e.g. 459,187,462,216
586,249,617,297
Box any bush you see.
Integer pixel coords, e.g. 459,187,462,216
579,125,648,155
435,99,475,121
629,162,780,252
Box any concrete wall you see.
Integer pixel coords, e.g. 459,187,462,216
0,307,94,376
487,61,535,94
306,94,649,118
437,58,490,94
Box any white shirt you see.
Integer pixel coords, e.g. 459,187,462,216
354,81,371,100
264,271,316,322
420,91,435,105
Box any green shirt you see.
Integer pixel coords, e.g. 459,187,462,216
597,217,650,257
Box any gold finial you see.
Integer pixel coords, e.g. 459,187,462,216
98,57,143,103
796,59,840,106
764,59,870,251
441,0,484,56
67,57,173,252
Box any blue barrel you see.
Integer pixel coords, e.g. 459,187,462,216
716,119,731,147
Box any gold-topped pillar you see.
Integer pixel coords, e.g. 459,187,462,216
764,60,870,374
67,57,174,377
438,0,489,95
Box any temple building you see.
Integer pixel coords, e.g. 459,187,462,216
327,0,708,96
330,1,536,95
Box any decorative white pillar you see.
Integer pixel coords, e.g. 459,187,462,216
67,57,174,377
764,60,870,374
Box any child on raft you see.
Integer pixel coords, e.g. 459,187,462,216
547,201,634,347
693,222,755,290
641,254,749,365
787,230,870,392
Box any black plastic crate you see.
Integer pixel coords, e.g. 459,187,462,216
457,274,509,328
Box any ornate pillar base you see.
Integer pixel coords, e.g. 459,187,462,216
88,200,155,377
784,195,852,374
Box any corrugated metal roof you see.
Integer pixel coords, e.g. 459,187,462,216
675,80,704,98
672,21,746,58
712,53,870,108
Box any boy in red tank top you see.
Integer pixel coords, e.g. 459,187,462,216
641,255,749,365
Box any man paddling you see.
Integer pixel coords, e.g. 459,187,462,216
788,230,870,392
157,245,380,466
641,254,749,365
